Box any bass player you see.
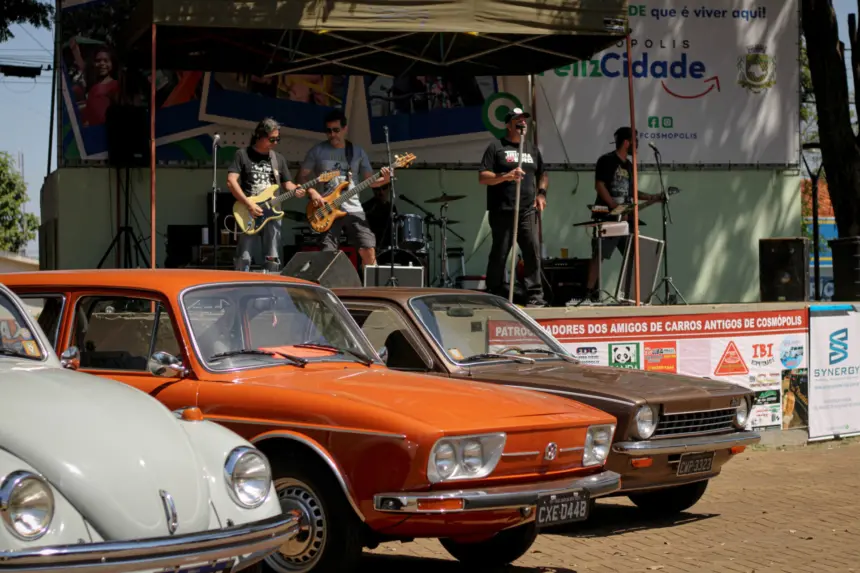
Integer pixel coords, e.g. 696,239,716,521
227,117,304,272
298,109,390,267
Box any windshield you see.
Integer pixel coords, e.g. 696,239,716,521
182,282,381,371
0,290,45,361
407,294,571,364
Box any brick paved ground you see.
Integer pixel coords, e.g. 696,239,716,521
362,439,860,572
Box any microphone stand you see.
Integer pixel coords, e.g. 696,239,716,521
507,125,526,303
647,146,688,305
383,125,398,286
211,134,220,269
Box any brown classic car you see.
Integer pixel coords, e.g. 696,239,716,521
2,270,621,573
334,287,761,515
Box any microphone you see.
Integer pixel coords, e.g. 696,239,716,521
212,133,221,148
648,141,660,154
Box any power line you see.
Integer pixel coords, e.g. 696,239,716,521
16,24,52,56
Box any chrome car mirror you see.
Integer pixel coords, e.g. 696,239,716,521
149,351,188,378
60,346,80,370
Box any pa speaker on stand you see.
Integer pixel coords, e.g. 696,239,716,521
759,237,810,302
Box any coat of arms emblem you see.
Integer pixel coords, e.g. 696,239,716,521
737,44,776,94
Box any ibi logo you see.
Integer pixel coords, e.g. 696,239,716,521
829,328,848,365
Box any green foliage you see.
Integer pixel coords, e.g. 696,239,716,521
1,0,53,43
0,152,39,254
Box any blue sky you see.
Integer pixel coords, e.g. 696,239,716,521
0,1,855,261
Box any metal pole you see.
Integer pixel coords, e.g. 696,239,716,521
47,0,59,180
626,32,641,306
530,74,544,258
150,23,157,269
812,172,821,300
507,75,530,303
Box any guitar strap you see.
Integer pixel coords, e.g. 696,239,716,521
345,141,354,183
269,150,281,186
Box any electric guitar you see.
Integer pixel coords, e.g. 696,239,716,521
306,153,417,233
233,170,340,235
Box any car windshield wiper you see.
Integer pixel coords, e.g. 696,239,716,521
461,353,536,364
209,349,307,367
510,348,579,363
0,347,39,360
294,343,374,366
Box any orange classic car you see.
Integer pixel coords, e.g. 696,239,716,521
3,270,620,573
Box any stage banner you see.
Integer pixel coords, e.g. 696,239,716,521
489,309,808,431
535,0,800,165
808,305,860,440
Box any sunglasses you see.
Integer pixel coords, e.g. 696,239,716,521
268,136,281,143
324,127,342,134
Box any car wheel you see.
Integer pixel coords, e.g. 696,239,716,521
262,467,362,573
439,522,538,568
628,479,709,516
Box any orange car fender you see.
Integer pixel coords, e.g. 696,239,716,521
250,429,366,521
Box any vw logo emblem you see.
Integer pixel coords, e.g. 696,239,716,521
544,442,558,461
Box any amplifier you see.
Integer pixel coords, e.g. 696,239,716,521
541,258,589,305
364,264,425,287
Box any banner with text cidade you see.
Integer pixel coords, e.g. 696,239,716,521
808,306,860,440
535,0,799,165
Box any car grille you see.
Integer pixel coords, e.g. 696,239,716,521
654,408,736,438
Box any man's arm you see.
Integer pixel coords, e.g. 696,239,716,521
594,156,617,208
478,142,520,185
361,150,390,188
595,181,616,208
536,148,548,195
226,153,248,203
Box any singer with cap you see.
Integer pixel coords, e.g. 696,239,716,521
478,107,548,307
584,126,661,300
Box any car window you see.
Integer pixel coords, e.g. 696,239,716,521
71,296,181,372
17,295,65,349
344,302,431,372
0,291,44,360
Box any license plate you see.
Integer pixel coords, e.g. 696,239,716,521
535,490,590,528
677,452,715,476
165,560,233,573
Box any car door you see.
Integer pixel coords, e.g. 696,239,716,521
53,288,198,411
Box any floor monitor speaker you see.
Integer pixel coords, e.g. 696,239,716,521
282,251,362,288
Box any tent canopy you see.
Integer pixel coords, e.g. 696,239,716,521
126,0,628,76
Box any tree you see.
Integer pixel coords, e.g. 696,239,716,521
802,0,860,237
0,153,39,254
1,0,53,43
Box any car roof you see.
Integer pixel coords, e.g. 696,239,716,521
0,269,316,298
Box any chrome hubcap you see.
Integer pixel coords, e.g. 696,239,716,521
265,478,327,572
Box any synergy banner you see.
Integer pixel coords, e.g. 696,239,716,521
535,0,800,165
808,305,860,441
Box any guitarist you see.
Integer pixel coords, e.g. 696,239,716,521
584,126,662,299
298,110,390,268
227,117,304,272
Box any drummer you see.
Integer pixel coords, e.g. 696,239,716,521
361,183,398,248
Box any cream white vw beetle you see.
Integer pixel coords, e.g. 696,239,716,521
0,283,300,572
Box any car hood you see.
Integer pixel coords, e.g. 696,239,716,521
465,361,749,411
0,362,211,540
234,365,612,433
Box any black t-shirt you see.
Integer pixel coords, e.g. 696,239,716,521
593,151,633,220
227,147,292,197
480,138,544,212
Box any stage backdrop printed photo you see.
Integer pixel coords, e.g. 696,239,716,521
535,0,800,165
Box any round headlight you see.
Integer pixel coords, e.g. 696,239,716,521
225,447,272,509
434,442,457,479
461,441,483,473
0,471,54,540
634,405,657,440
735,398,750,428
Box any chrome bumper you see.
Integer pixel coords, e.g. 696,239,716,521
612,431,761,456
0,512,300,573
373,470,620,514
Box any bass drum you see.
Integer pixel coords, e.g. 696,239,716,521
376,248,429,285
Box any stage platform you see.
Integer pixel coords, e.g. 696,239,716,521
508,301,860,446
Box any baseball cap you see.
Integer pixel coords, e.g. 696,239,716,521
504,107,531,123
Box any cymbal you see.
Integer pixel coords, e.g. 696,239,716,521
425,193,466,204
427,219,460,226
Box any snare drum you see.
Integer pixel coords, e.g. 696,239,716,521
396,214,426,250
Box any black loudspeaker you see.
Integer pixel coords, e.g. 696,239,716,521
282,251,362,288
829,237,860,300
617,235,665,304
165,225,205,268
106,105,150,167
541,258,589,305
759,237,810,302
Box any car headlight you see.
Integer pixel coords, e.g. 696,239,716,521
0,471,54,540
633,404,658,440
225,447,272,509
583,424,615,467
734,397,751,429
427,433,506,484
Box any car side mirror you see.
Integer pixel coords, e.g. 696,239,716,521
378,346,389,363
149,351,188,378
60,346,80,370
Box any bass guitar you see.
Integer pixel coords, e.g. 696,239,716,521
306,153,416,233
233,170,340,235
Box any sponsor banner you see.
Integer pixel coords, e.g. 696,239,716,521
751,388,782,430
808,306,860,440
535,0,799,165
643,341,678,373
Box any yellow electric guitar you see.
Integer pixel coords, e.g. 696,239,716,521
233,170,340,235
306,153,416,233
